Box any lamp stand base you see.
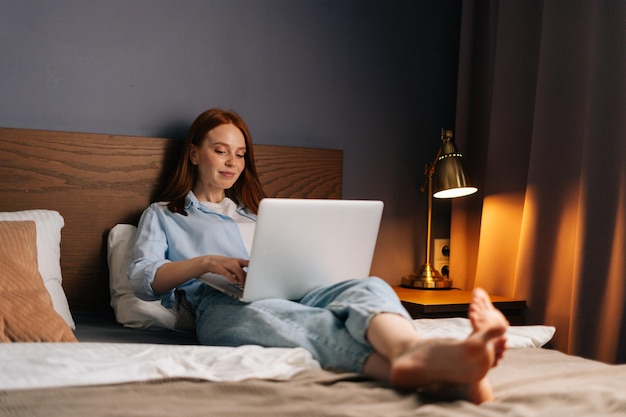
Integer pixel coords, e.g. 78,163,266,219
401,264,453,289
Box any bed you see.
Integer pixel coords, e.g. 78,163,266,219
1,127,625,417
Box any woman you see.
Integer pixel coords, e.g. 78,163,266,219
129,108,508,403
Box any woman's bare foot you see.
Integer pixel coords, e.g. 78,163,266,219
469,288,509,365
388,288,508,404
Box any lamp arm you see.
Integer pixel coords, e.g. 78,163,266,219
424,173,434,268
419,147,441,193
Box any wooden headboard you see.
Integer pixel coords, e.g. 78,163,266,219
0,127,343,311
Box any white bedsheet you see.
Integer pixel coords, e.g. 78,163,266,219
0,319,555,391
0,343,320,391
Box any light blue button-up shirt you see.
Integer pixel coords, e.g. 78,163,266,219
128,191,256,308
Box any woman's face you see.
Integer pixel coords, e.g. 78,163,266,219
190,123,246,202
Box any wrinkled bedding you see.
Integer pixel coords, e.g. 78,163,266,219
1,348,625,417
0,317,556,392
0,343,319,391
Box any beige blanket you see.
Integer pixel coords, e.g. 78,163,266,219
1,348,625,417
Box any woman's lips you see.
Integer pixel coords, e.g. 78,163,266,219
220,171,237,179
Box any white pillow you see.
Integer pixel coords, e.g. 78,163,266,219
107,224,176,329
413,317,556,348
0,210,75,329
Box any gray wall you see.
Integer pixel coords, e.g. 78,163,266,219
0,0,461,284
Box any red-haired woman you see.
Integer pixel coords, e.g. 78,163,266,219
130,108,509,404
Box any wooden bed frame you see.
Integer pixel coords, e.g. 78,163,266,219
0,127,343,311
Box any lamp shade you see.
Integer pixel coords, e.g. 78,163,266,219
433,139,477,199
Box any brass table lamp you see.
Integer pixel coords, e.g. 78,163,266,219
401,129,477,289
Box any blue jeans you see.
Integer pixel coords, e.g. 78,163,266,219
195,277,411,372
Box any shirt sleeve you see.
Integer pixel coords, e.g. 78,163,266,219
128,204,172,302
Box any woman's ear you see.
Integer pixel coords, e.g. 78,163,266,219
189,145,198,166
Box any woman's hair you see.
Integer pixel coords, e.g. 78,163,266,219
161,108,267,215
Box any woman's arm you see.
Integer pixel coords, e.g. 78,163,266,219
130,202,250,300
152,255,248,295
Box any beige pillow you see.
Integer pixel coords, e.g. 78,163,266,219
0,221,76,342
0,210,74,329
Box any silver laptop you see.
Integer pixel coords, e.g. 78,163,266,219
198,198,383,302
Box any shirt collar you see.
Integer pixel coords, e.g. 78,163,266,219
184,190,200,210
184,191,254,219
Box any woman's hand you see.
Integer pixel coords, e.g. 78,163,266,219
202,255,249,285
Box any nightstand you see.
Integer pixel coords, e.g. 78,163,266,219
393,287,527,325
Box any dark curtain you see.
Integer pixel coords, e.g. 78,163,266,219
451,0,626,363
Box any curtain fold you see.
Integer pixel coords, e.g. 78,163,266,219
451,0,626,363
